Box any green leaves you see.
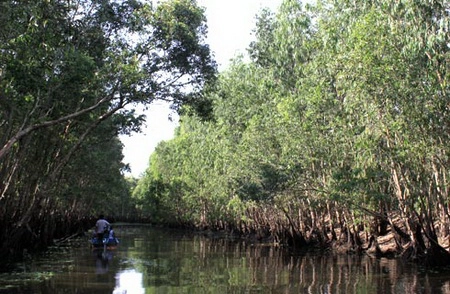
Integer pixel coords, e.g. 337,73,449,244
151,0,215,82
0,0,216,257
133,0,450,256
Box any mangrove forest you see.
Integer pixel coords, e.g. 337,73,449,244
0,0,216,267
1,0,450,269
133,0,450,265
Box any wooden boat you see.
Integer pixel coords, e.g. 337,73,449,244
90,236,119,250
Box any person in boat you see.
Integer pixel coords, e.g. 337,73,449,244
95,214,110,244
107,226,119,246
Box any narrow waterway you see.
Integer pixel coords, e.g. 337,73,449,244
2,225,450,293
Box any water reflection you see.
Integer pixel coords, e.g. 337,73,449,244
115,228,450,293
94,250,113,275
113,269,144,294
2,226,450,293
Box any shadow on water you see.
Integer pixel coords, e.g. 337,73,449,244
2,225,450,293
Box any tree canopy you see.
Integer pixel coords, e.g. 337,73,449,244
0,0,215,264
135,0,450,264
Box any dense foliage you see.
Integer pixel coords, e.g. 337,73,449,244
0,0,215,265
136,0,450,263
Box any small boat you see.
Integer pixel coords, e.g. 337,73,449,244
90,236,119,250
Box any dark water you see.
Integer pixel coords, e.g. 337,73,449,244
2,225,450,293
